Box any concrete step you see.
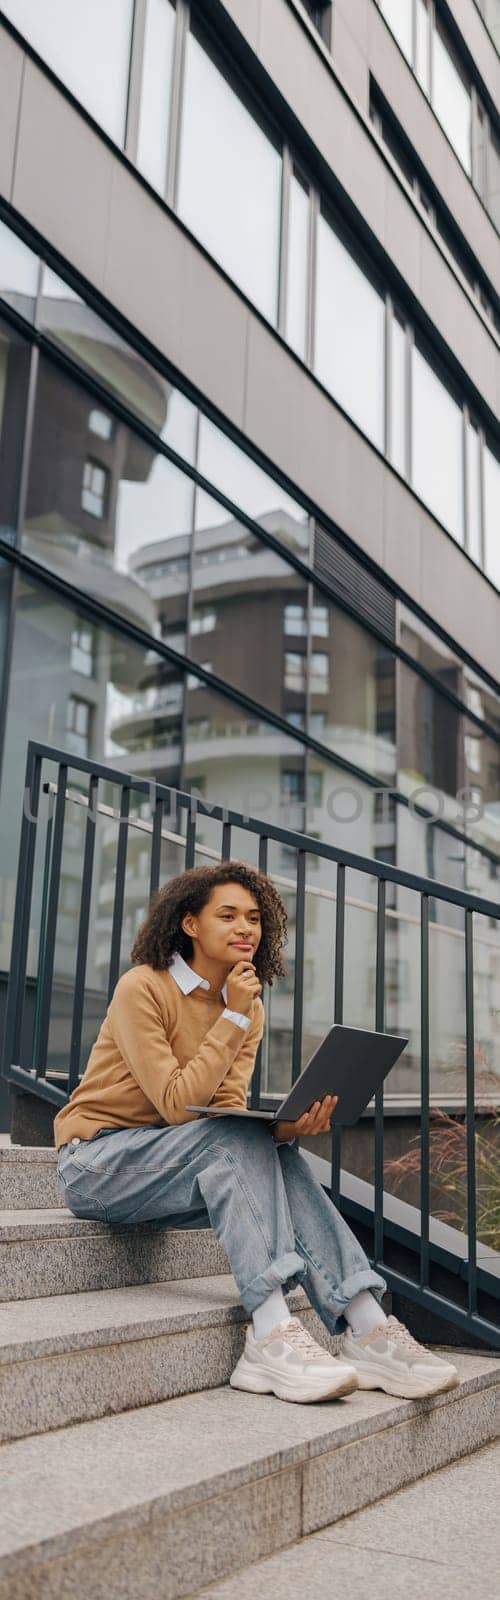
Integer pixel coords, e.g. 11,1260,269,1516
0,1210,230,1301
0,1146,61,1210
0,1352,498,1600
0,1273,337,1441
192,1438,500,1600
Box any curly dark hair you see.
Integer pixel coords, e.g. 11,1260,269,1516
130,860,288,987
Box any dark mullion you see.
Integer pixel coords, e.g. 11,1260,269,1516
221,821,232,861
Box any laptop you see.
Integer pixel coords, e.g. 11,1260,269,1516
186,1022,408,1128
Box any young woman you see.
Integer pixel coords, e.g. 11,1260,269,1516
55,860,459,1405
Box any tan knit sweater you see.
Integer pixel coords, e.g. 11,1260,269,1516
53,963,265,1149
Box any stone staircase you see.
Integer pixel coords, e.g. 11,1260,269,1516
0,1145,499,1600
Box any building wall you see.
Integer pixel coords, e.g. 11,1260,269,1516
0,2,498,673
0,0,498,1116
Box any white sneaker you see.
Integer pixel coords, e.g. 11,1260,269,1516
341,1314,460,1399
230,1315,359,1403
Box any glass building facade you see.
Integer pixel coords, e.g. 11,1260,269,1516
0,1,498,1111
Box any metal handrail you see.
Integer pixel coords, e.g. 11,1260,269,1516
2,739,499,1348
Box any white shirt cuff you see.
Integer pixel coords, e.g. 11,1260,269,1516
222,1007,251,1031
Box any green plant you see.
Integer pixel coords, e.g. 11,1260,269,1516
383,1106,500,1251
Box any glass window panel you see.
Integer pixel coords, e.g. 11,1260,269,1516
477,0,500,51
487,123,500,232
136,0,176,193
0,220,39,321
22,356,193,639
286,171,310,360
39,265,174,437
178,29,282,321
398,604,500,735
184,677,305,836
314,215,385,449
389,313,407,474
2,0,134,144
415,0,430,94
306,752,396,877
196,416,310,553
191,507,308,724
396,667,499,883
0,568,183,980
311,598,396,781
432,22,472,175
484,444,500,590
462,719,500,859
160,389,198,464
398,660,462,806
379,0,413,62
0,317,32,542
472,908,500,1109
465,420,482,565
411,347,464,542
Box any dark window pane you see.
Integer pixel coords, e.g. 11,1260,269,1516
310,597,397,781
190,493,309,725
0,569,184,992
22,356,192,639
0,316,32,542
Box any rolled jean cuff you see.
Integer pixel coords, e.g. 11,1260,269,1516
240,1249,307,1314
320,1266,388,1334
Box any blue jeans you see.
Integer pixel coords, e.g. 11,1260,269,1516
56,1119,387,1334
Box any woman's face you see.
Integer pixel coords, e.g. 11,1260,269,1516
182,882,262,965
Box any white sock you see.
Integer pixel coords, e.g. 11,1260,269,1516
344,1290,388,1339
252,1286,292,1341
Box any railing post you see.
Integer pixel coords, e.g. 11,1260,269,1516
221,821,232,860
291,850,306,1084
250,836,268,1109
36,763,68,1078
2,744,42,1076
68,774,99,1093
32,812,53,1076
107,784,131,1003
331,862,346,1206
465,907,478,1315
420,893,430,1290
184,806,196,869
149,793,165,897
373,877,386,1264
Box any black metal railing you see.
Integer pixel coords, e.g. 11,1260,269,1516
2,740,500,1347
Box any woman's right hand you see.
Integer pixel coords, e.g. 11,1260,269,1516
226,960,262,1015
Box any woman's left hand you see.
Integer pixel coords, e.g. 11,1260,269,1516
272,1094,338,1144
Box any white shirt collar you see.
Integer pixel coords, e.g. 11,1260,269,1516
168,949,228,1005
